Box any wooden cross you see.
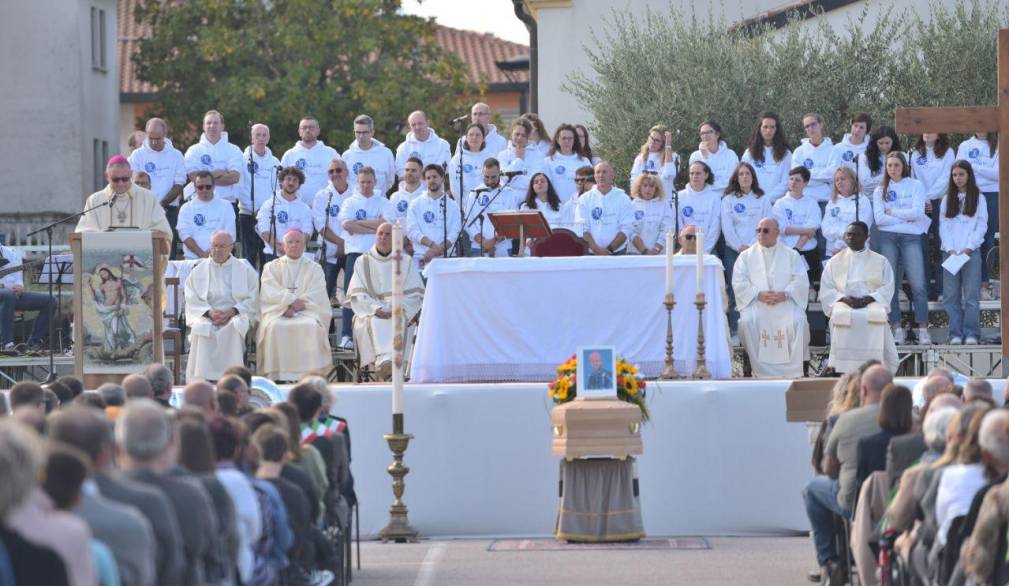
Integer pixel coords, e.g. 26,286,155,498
760,330,771,348
773,330,785,349
895,28,1009,374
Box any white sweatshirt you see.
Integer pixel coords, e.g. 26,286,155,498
627,197,673,254
342,139,397,196
312,183,353,262
128,139,187,204
483,124,508,157
773,193,822,251
520,199,574,232
956,138,999,193
545,152,593,204
721,192,773,251
910,146,956,201
183,132,245,202
856,152,887,199
740,146,792,202
688,141,739,193
827,133,869,175
238,146,281,215
630,151,680,201
791,137,836,202
389,184,426,223
280,140,340,205
406,193,462,259
497,144,547,196
395,129,451,175
463,183,519,256
821,195,874,257
255,194,314,255
939,193,988,253
675,185,721,253
337,192,395,254
177,196,237,260
575,187,634,253
447,148,497,199
873,177,929,235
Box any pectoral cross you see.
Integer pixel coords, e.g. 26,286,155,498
773,330,785,349
895,28,1009,374
760,331,770,348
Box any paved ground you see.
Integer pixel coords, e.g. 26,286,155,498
351,536,815,586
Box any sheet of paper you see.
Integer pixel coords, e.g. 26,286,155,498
941,253,969,275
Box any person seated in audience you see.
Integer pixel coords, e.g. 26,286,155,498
218,373,252,415
57,375,84,401
801,365,892,584
772,166,823,288
732,217,810,378
940,160,988,345
182,380,217,415
184,230,260,381
257,229,332,382
348,222,424,379
627,173,672,256
0,240,56,353
963,378,995,406
676,161,720,253
464,158,517,258
176,171,237,260
9,381,46,412
819,221,899,373
405,163,460,268
575,162,634,255
961,410,1009,584
122,373,154,400
887,381,962,482
97,383,126,408
143,363,175,409
811,371,862,476
855,384,914,488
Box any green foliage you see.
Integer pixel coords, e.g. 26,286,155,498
566,0,1009,185
133,0,474,150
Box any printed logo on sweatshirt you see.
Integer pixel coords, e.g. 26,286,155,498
328,205,340,217
969,148,980,159
784,209,793,220
753,160,764,169
842,151,854,162
193,213,205,226
830,207,840,217
916,156,928,166
423,211,436,223
252,161,260,173
396,200,409,213
463,164,474,173
278,211,289,223
733,203,745,214
591,207,603,220
634,210,645,221
645,160,655,169
886,190,897,202
296,158,307,170
803,158,814,169
200,154,212,166
555,165,566,175
682,206,694,218
354,209,367,220
410,151,420,159
480,195,490,205
144,162,157,173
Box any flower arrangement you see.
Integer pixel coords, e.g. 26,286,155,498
548,354,649,420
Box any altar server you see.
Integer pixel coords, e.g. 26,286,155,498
819,222,899,373
575,162,634,255
395,110,451,175
177,171,237,259
676,161,720,253
688,120,739,193
281,116,340,204
183,110,244,204
257,229,332,381
184,231,259,381
740,112,792,202
348,223,425,379
77,156,172,236
256,167,314,260
939,160,988,345
313,158,353,296
406,164,461,268
343,114,396,196
732,217,810,378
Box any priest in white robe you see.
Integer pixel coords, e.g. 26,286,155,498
257,228,332,381
732,217,810,378
76,156,172,236
184,231,259,381
348,222,425,379
819,221,899,373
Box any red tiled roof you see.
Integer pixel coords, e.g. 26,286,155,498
118,0,529,98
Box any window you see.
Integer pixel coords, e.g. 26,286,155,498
90,7,107,71
93,139,109,191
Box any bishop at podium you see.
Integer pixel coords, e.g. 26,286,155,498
76,156,172,235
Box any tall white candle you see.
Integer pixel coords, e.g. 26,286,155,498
695,231,704,292
391,222,405,415
664,230,674,297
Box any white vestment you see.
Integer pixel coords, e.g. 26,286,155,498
732,243,810,378
257,255,332,381
347,247,425,370
819,248,899,373
76,184,172,235
184,256,260,381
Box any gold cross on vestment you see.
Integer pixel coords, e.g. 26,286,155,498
760,331,770,348
773,330,785,349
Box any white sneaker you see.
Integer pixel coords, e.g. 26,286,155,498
965,336,979,345
917,328,932,345
893,327,907,345
949,336,963,345
339,336,354,350
309,570,335,586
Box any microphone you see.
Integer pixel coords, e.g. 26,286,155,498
501,170,524,178
449,114,469,126
473,187,491,193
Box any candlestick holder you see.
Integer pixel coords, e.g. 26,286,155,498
660,293,680,379
693,292,711,379
379,413,419,543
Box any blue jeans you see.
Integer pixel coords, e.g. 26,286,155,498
239,213,266,270
877,231,928,324
322,256,347,298
164,205,180,260
341,253,361,339
981,191,998,282
942,249,982,339
802,475,850,566
0,288,54,346
723,246,740,333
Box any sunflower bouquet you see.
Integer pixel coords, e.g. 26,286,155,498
548,354,649,420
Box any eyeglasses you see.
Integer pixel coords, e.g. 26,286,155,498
682,234,695,241
328,169,344,174
755,228,774,234
195,184,214,191
109,176,131,183
699,130,715,136
803,122,820,129
575,177,594,183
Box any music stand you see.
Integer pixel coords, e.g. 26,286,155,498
35,254,73,353
489,211,552,258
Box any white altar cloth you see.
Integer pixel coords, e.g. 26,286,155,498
329,379,815,538
411,256,732,383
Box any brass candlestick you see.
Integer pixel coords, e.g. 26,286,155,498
379,414,419,543
660,293,681,379
693,292,711,379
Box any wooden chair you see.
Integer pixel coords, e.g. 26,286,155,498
163,277,183,382
530,229,588,257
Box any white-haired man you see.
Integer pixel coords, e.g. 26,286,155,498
961,410,1009,584
239,123,281,267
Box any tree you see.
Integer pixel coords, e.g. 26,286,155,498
133,0,474,150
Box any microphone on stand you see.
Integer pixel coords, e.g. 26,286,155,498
501,170,524,178
449,114,469,126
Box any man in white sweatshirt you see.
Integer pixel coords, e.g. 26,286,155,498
238,123,281,268
313,158,353,297
390,157,427,226
183,110,244,204
343,114,396,197
128,118,187,259
177,171,237,260
828,113,872,174
280,116,339,205
575,162,634,255
406,164,461,269
256,167,314,261
463,158,517,258
395,111,451,176
792,113,836,258
470,102,507,156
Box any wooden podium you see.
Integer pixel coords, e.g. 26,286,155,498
70,231,170,388
489,211,552,257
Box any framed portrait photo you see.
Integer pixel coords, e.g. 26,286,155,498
577,345,617,399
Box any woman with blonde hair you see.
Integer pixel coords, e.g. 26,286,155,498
631,125,679,199
627,173,672,255
820,166,873,258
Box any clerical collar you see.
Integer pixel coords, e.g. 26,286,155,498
376,249,391,258
850,247,868,255
212,256,232,267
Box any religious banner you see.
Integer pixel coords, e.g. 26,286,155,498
79,231,157,373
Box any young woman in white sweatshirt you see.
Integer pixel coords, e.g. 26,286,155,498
721,162,771,336
631,125,679,200
955,132,999,298
872,152,930,344
939,160,988,344
627,173,672,255
447,123,496,199
688,120,739,193
857,126,902,199
910,133,955,300
544,124,591,203
740,112,791,203
497,118,545,196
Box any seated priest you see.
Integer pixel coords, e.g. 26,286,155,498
76,155,172,235
732,217,810,378
819,221,899,373
347,222,424,379
183,230,260,381
257,228,332,381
